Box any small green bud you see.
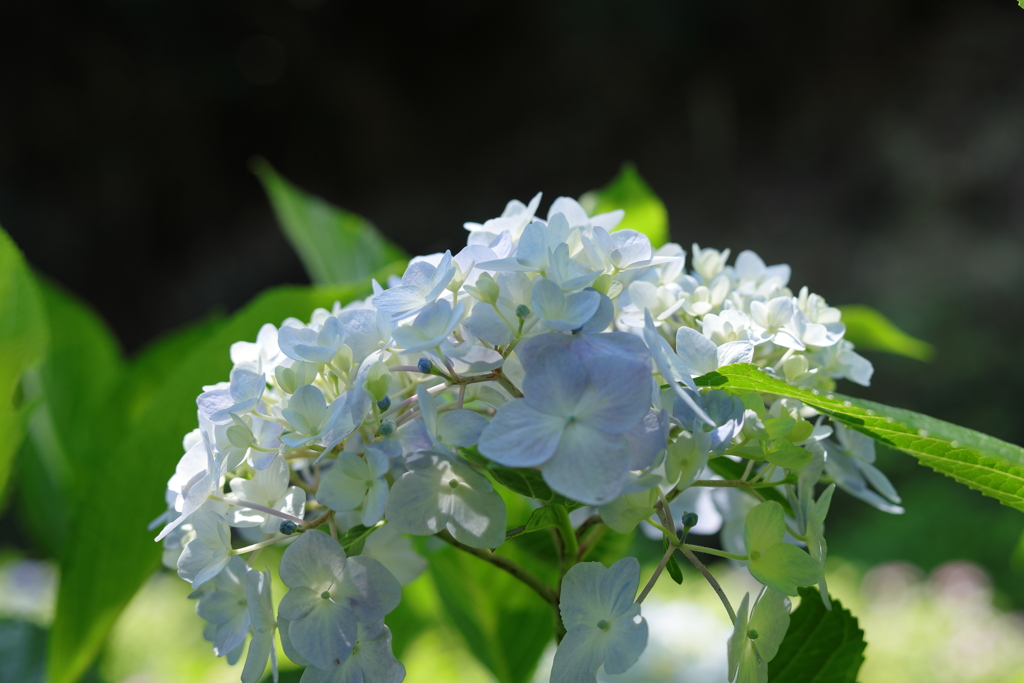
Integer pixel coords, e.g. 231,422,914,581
333,344,354,372
750,550,761,561
465,272,500,304
448,479,460,489
446,261,466,293
226,424,253,449
379,420,396,436
279,520,298,535
365,361,392,402
294,362,319,387
376,395,392,411
597,619,610,631
747,629,759,640
515,304,531,320
592,273,613,294
417,358,433,374
321,591,331,600
681,511,699,529
783,354,809,382
274,365,298,394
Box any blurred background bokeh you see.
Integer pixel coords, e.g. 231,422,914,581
2,0,1024,681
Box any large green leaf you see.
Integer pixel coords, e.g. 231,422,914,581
252,158,407,286
0,226,49,502
49,282,372,683
838,304,934,361
427,543,555,683
580,163,670,248
768,587,865,682
696,364,1024,512
17,280,125,556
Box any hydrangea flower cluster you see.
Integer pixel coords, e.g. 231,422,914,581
154,192,899,683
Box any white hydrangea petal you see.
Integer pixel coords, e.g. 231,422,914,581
361,524,427,586
748,588,790,663
318,453,374,512
361,479,388,526
603,606,648,674
717,340,755,368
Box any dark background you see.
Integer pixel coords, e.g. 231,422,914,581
3,0,1024,602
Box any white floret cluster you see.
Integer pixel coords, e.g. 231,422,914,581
153,192,900,683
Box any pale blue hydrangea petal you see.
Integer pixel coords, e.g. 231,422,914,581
241,629,274,683
360,524,427,586
573,355,651,435
361,479,388,526
278,586,321,622
540,424,631,505
287,599,358,670
283,385,328,436
301,620,405,683
241,568,277,683
717,340,755,367
464,303,514,346
318,453,375,513
478,401,565,467
279,530,347,590
549,627,608,683
335,556,402,624
436,409,489,448
195,556,250,658
279,617,310,667
522,345,587,416
602,603,647,674
385,451,507,548
622,409,669,470
177,508,232,589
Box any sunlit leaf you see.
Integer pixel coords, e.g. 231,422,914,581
252,158,407,286
697,364,1024,513
838,304,934,361
768,587,865,682
580,163,670,248
0,226,49,503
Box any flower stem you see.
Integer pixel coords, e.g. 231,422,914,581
680,547,737,624
637,545,675,604
232,534,291,555
552,505,578,572
682,543,748,562
212,495,305,524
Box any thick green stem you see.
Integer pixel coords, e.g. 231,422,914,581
552,505,579,572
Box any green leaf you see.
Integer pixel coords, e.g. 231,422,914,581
768,587,866,682
427,543,554,683
837,304,934,361
524,506,561,533
252,157,407,286
662,537,683,585
49,282,373,683
0,226,49,502
17,280,125,556
580,163,670,248
765,440,814,471
697,364,1024,514
487,465,584,510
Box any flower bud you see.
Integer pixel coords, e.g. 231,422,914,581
747,629,759,640
417,358,433,374
681,511,699,530
333,344,354,372
226,423,253,449
783,354,809,382
365,361,392,402
465,272,500,304
379,420,396,436
591,273,611,295
515,304,531,320
376,395,392,411
446,261,467,293
274,365,298,394
279,520,298,535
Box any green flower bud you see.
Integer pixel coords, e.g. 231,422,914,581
379,420,396,436
783,354,809,382
365,361,392,402
592,273,613,294
465,272,500,304
446,261,466,293
417,358,433,374
333,343,354,372
681,511,699,529
747,629,759,640
279,520,298,535
226,423,253,449
274,365,298,394
515,304,531,320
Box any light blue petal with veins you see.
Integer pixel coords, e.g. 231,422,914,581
478,400,565,467
280,530,347,589
541,424,631,505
